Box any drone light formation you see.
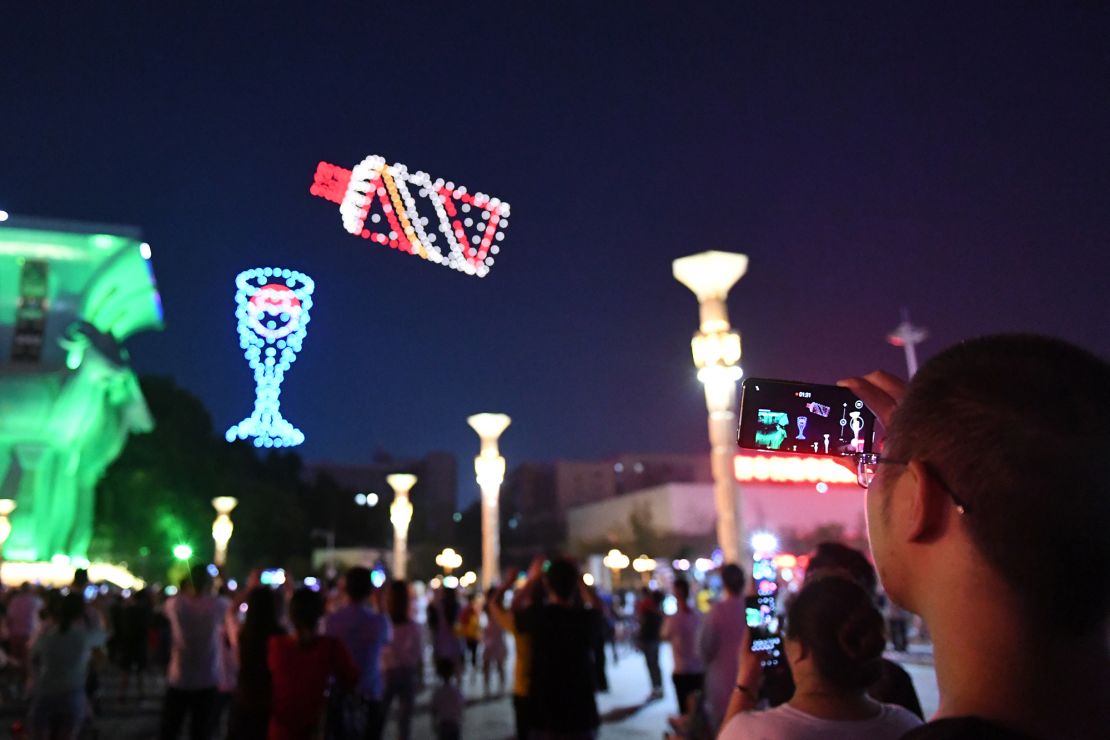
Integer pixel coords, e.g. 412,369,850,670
310,155,511,278
226,267,315,448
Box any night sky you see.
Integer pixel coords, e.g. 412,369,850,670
3,4,1108,504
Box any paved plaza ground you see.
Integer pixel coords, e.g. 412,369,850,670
1,642,938,738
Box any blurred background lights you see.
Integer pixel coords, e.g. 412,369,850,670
751,531,779,555
355,493,367,506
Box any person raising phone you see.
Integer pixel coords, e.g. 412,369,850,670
718,576,922,740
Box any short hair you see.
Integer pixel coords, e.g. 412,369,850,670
289,587,324,631
885,334,1110,633
673,577,691,600
721,563,746,595
545,558,579,601
808,542,877,595
787,577,885,689
343,567,374,602
189,563,212,594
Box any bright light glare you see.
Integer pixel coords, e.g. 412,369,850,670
582,572,595,586
355,493,367,506
173,544,193,561
0,210,8,222
694,558,715,572
751,532,779,555
443,575,459,589
366,492,379,507
139,242,152,260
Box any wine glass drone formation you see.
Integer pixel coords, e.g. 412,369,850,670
310,154,512,278
225,268,315,448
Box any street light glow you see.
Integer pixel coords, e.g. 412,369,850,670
173,544,193,561
751,531,779,555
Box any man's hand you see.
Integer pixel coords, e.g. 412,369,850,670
735,628,762,693
526,555,545,582
837,370,907,427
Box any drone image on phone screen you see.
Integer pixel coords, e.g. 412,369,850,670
738,378,876,457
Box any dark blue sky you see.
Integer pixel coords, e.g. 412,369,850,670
3,3,1108,504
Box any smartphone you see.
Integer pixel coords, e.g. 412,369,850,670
738,378,876,456
746,554,783,668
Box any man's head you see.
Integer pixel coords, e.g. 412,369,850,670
673,577,691,602
343,566,374,603
188,563,212,596
721,563,746,596
543,558,579,603
869,334,1110,634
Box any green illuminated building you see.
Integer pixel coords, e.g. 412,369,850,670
0,216,162,561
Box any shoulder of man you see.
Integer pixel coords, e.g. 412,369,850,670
900,717,1042,740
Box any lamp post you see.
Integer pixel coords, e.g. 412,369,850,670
435,547,463,575
0,499,16,582
632,554,657,585
673,250,748,564
386,473,417,579
603,548,630,590
887,310,928,378
211,496,238,568
467,413,511,590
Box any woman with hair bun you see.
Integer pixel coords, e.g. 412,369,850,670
718,577,923,739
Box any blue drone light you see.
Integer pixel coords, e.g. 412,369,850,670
225,267,315,448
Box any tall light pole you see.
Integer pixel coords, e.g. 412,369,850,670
673,250,748,564
211,496,238,568
887,310,928,377
468,413,511,590
386,473,417,579
0,499,16,582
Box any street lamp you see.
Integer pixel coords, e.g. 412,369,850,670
887,309,928,378
0,499,16,581
211,496,238,567
386,473,417,579
435,547,463,575
603,548,630,589
468,413,511,590
673,250,748,564
632,554,657,585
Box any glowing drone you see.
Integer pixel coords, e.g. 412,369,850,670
310,155,511,278
226,267,314,448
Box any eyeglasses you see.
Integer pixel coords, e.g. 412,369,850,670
856,453,970,515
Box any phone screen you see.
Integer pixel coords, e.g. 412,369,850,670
738,378,876,456
747,556,783,669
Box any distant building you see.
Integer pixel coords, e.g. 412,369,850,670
564,453,868,559
555,453,711,510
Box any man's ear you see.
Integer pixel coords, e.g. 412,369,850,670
904,459,951,543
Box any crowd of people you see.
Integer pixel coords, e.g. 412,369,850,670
0,334,1106,740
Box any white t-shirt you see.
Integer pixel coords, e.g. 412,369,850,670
718,702,923,740
165,594,230,690
663,608,704,674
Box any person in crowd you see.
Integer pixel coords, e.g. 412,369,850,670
515,557,602,740
458,594,482,677
695,563,746,731
7,583,44,687
489,562,542,740
800,541,923,718
380,580,422,740
323,567,391,739
160,564,231,740
585,584,609,692
426,587,463,683
430,653,464,740
719,576,922,739
26,591,108,740
268,587,358,740
480,585,507,697
228,587,285,740
637,589,665,700
840,335,1110,739
662,577,704,716
116,588,153,702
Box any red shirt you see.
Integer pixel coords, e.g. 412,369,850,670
267,634,358,740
